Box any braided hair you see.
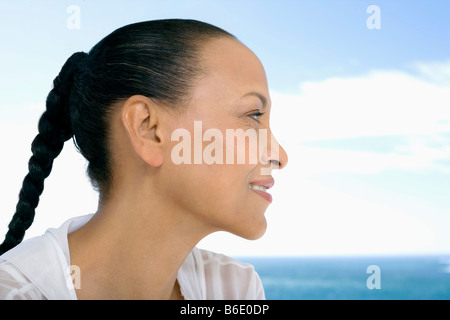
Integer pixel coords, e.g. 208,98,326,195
0,19,234,255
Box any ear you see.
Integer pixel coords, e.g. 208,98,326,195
121,95,164,167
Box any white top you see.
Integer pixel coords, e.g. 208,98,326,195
0,214,265,300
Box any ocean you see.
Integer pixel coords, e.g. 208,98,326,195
240,255,450,300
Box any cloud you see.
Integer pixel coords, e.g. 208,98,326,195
271,67,450,141
199,177,439,256
269,60,450,176
410,58,450,86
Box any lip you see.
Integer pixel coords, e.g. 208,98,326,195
249,178,275,203
250,189,273,203
249,179,275,190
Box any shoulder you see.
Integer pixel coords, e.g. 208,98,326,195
192,248,265,300
0,215,92,300
0,233,73,300
0,233,65,300
0,260,45,299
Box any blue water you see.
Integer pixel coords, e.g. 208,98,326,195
240,255,450,300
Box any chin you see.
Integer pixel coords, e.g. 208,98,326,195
233,217,267,241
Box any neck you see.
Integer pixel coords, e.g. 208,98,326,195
68,186,214,299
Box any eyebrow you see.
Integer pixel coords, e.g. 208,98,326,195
240,92,268,110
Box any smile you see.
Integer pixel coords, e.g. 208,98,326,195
249,183,272,203
249,184,267,192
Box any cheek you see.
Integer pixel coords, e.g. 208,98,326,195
163,117,268,238
165,161,267,238
172,162,248,212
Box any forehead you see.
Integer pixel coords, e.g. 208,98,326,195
192,37,270,106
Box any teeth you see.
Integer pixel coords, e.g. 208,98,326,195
249,184,267,192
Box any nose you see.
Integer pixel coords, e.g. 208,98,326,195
260,131,288,173
269,136,288,170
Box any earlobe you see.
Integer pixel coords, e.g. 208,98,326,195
121,95,164,167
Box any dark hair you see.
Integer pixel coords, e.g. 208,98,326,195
0,19,235,255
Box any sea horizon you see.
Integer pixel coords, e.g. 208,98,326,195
237,254,450,300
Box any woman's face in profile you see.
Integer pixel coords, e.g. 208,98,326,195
160,37,288,240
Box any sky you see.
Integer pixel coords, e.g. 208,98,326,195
0,0,449,256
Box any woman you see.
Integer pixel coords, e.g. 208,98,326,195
0,19,287,299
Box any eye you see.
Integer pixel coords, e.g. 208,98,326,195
249,111,264,123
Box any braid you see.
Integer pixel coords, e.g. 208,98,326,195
0,52,88,254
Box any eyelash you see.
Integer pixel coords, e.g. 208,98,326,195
249,111,264,123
